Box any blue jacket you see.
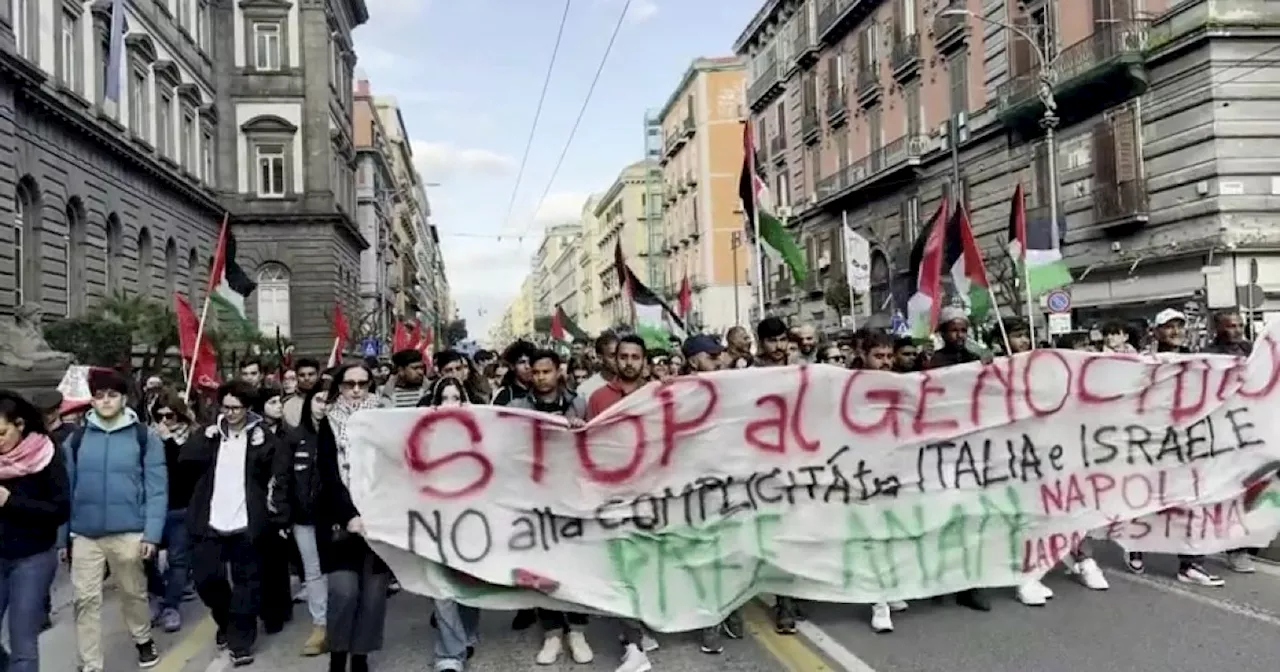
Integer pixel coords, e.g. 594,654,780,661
59,408,168,546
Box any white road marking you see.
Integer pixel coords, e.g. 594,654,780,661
1105,569,1280,628
756,595,880,672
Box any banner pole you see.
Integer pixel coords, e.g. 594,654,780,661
184,290,212,403
842,210,857,331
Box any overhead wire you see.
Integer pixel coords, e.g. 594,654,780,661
510,0,633,243
497,0,574,233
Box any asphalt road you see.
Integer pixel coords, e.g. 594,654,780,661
28,546,1280,671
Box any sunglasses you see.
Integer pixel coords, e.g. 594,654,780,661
155,411,175,420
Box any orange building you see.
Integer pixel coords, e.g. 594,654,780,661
656,57,750,331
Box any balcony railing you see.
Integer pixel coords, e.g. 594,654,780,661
996,20,1150,124
769,133,787,161
681,114,696,137
801,108,820,143
748,59,783,109
790,6,819,70
890,34,921,78
816,0,871,43
814,134,928,202
855,61,882,105
933,1,969,53
1092,179,1149,227
825,86,847,125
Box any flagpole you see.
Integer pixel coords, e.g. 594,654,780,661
1022,251,1037,349
327,337,341,369
987,283,1012,356
184,214,230,403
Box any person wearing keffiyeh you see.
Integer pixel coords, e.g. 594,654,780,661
316,363,390,672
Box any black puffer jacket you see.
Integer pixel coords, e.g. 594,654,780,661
181,415,288,540
271,424,321,525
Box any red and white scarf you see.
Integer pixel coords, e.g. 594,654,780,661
0,433,55,480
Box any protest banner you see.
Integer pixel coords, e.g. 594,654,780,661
346,334,1280,632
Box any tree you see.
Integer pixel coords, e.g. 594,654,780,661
444,319,468,346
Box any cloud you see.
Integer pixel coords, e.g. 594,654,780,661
411,141,517,181
365,0,428,17
532,191,592,227
626,0,659,24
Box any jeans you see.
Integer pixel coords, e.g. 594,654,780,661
293,524,327,626
147,509,191,610
0,549,58,672
192,533,261,656
432,599,480,671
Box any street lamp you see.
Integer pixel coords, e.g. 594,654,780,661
941,8,1061,246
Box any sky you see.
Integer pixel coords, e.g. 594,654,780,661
352,0,760,341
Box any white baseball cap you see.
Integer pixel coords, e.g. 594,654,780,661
1155,308,1187,326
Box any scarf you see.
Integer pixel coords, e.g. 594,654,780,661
0,433,56,480
153,422,191,446
326,396,380,488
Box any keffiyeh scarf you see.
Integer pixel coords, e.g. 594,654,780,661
326,396,380,488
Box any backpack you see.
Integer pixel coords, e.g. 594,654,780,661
66,422,151,472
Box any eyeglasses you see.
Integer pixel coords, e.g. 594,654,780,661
341,379,371,390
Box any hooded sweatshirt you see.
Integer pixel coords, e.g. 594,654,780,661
60,408,168,545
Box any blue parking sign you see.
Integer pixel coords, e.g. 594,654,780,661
360,337,380,357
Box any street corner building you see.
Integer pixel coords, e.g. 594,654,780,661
734,0,1280,333
0,0,386,360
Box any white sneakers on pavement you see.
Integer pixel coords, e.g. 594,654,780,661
615,643,653,672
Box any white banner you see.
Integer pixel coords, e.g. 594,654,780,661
347,337,1280,632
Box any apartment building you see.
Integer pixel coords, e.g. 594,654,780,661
548,225,583,326
656,56,751,332
2,0,223,320
353,80,396,343
575,195,603,334
737,0,1280,331
532,222,580,329
595,159,658,327
215,0,369,355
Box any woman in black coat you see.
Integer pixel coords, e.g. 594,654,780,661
315,363,391,672
0,390,71,672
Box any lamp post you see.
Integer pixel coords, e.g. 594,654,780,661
942,8,1060,344
731,231,744,327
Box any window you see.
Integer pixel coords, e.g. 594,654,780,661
13,186,27,307
895,0,917,37
13,0,33,60
156,91,173,155
98,33,111,102
181,110,195,170
164,238,178,298
256,264,291,337
137,228,153,298
774,171,791,208
105,214,122,292
775,103,786,140
177,0,189,31
202,129,214,182
129,69,149,137
256,144,286,197
868,105,883,155
60,9,81,92
948,50,969,120
199,2,212,50
899,196,920,245
904,81,922,136
252,23,282,71
65,200,85,316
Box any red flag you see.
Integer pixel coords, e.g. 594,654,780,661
677,274,692,318
206,215,229,297
392,321,411,352
408,321,423,350
328,303,349,367
418,323,434,356
550,307,566,341
174,294,220,389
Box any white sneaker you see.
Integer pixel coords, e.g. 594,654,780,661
870,603,893,633
1041,581,1055,599
639,632,660,652
536,634,562,665
1072,558,1109,590
1017,580,1048,606
887,600,908,611
615,643,653,672
566,630,594,664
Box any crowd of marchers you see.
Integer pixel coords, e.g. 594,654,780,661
0,305,1266,672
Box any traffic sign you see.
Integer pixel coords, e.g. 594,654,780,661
1045,289,1072,314
360,337,381,357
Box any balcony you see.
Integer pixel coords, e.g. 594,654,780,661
825,86,848,126
681,114,695,137
814,134,928,205
800,108,821,144
789,6,821,72
933,1,969,54
816,0,879,44
1092,179,1149,230
855,61,882,106
748,59,785,111
890,34,921,81
997,21,1151,134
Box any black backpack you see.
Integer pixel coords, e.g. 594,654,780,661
66,422,151,472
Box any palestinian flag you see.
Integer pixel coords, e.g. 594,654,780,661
943,202,993,322
738,120,807,284
1006,183,1072,298
553,305,588,344
613,241,686,350
207,216,257,330
906,198,948,339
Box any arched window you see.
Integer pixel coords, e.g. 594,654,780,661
65,198,86,316
256,262,291,337
14,177,40,308
137,227,154,298
187,247,200,306
869,250,892,315
164,237,178,299
105,213,122,295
